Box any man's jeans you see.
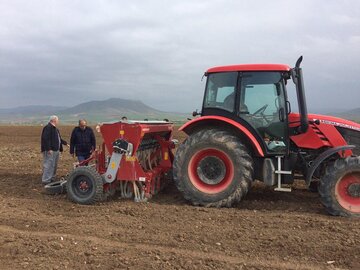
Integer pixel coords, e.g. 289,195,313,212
42,151,59,184
77,155,90,162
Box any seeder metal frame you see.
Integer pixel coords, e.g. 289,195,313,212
68,120,175,204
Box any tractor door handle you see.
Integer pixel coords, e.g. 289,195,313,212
279,108,285,122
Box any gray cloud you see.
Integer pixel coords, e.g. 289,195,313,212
0,0,359,113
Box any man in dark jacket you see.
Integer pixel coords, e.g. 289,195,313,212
70,119,96,162
41,115,68,185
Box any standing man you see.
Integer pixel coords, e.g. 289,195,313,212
41,115,68,185
70,119,96,162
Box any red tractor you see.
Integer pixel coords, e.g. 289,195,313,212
173,56,360,217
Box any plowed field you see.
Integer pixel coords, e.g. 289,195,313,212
0,126,359,270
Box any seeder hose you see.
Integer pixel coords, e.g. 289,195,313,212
133,181,140,202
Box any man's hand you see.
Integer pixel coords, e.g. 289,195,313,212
47,150,53,156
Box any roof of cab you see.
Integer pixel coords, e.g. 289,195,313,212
206,64,291,74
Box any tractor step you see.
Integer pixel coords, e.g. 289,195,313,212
274,156,292,192
274,186,292,192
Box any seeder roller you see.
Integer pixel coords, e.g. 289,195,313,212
66,120,175,204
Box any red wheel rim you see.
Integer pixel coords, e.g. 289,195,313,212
79,180,90,191
335,173,360,213
188,148,234,194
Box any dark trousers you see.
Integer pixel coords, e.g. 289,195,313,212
77,154,90,163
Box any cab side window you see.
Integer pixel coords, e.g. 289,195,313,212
204,72,237,112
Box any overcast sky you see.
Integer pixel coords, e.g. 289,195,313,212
0,0,359,113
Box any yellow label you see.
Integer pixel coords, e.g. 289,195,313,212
111,161,116,169
120,130,125,135
164,151,168,160
126,156,137,162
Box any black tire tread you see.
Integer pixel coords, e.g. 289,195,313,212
67,166,104,205
319,157,360,217
173,129,253,207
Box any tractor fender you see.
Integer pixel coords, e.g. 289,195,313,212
305,145,355,186
179,116,264,157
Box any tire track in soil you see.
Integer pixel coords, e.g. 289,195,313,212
0,225,327,270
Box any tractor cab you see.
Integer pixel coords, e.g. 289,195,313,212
199,57,308,156
202,69,289,154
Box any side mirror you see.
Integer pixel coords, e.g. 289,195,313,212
192,110,201,117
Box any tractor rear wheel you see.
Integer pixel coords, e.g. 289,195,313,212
67,166,105,205
319,157,360,217
173,129,253,207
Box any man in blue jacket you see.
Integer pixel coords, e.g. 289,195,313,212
70,119,96,162
41,115,68,185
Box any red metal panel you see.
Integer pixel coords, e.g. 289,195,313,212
179,116,264,157
206,64,291,73
289,113,356,155
290,125,330,149
308,113,360,132
100,122,142,155
96,143,106,174
316,123,348,146
118,156,147,180
99,121,174,193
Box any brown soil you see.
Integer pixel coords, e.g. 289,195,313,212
0,126,359,270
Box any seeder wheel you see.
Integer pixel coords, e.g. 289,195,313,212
67,166,105,205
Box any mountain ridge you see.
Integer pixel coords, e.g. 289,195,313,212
1,98,360,124
0,98,188,124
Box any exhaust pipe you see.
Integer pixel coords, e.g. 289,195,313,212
291,56,309,134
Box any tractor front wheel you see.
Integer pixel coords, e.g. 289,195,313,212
319,157,360,217
173,129,253,207
67,166,105,205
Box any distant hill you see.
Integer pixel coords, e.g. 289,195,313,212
308,107,348,115
309,107,360,122
0,98,189,124
335,108,360,122
62,98,158,114
3,99,359,125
